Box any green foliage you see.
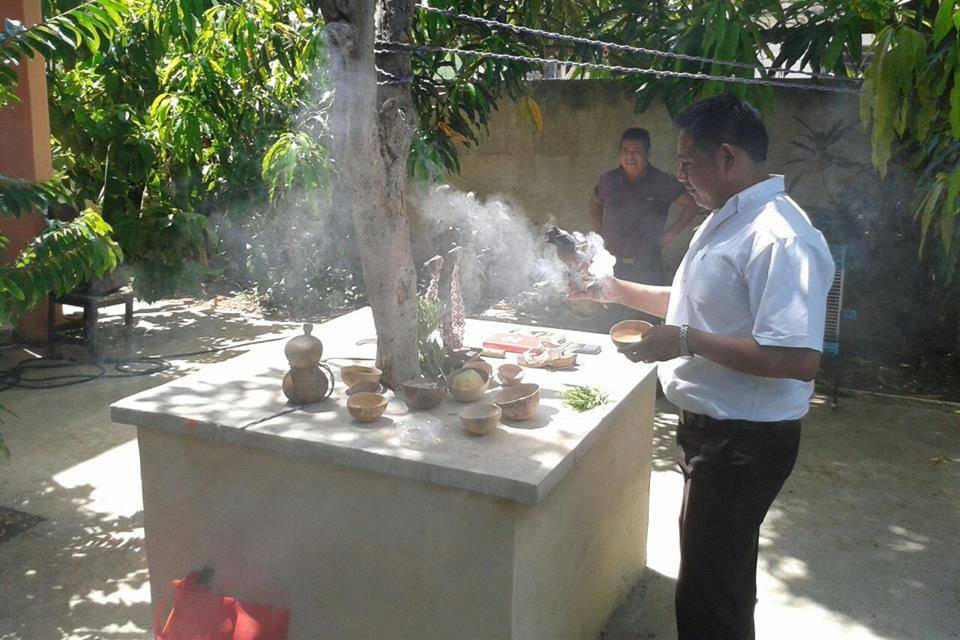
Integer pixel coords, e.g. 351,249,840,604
0,0,125,107
0,0,125,328
409,1,540,174
0,176,71,218
859,5,960,293
417,295,446,378
262,132,330,203
0,209,123,320
559,384,609,412
406,1,882,174
46,0,333,300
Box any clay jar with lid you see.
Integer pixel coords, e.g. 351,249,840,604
282,323,331,404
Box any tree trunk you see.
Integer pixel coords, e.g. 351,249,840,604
317,0,420,388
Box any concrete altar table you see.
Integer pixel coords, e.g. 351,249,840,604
111,308,657,640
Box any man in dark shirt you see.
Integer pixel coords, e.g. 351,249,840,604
591,128,699,284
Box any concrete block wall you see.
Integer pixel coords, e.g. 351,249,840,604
451,80,865,235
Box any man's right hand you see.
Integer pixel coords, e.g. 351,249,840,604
567,276,620,304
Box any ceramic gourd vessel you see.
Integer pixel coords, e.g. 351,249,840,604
282,323,331,404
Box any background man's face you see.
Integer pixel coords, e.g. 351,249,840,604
619,140,649,174
676,132,723,210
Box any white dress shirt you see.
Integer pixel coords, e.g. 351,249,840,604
658,175,835,421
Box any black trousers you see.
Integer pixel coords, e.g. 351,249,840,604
675,413,801,640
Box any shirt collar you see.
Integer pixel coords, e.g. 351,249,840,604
709,175,785,228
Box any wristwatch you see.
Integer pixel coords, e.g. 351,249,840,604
678,324,694,358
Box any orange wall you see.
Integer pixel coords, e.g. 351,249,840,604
0,0,57,342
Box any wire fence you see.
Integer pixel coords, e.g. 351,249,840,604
416,4,862,85
375,42,865,95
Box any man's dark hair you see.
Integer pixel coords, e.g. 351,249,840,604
620,127,651,152
674,94,768,162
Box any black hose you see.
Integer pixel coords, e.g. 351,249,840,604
0,335,290,392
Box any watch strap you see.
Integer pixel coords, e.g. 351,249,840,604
678,324,693,358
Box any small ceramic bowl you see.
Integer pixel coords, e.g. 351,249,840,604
492,383,541,421
400,377,447,410
609,320,654,350
341,365,383,388
347,392,388,423
346,381,386,396
448,367,491,402
497,363,524,387
462,359,494,378
460,402,501,435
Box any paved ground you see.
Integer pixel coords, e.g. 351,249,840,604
0,298,958,639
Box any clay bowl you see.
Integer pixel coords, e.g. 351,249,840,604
400,377,447,410
610,320,654,350
497,363,524,387
340,365,383,388
447,367,491,402
492,383,541,421
462,359,494,378
346,381,386,396
460,402,501,436
347,392,388,423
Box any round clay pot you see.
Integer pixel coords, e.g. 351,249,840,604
401,377,447,410
284,323,324,368
347,392,388,423
447,367,491,402
460,403,501,435
341,365,383,388
282,366,330,404
492,383,540,421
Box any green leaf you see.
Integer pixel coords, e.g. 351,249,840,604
935,0,956,46
951,72,960,138
918,176,947,256
947,165,960,212
942,206,956,254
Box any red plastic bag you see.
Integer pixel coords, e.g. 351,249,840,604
155,568,289,640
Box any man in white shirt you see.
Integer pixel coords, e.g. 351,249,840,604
575,94,834,639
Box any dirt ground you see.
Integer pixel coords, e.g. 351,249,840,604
0,293,958,639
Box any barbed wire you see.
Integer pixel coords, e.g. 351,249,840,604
417,4,862,85
375,42,864,95
376,66,414,86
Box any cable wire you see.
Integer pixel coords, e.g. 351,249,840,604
417,4,862,84
0,335,291,391
376,42,864,95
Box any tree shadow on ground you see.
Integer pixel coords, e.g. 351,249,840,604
755,395,960,638
0,298,303,639
611,396,960,640
601,568,678,640
0,482,152,639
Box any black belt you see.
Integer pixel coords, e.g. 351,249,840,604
679,410,800,432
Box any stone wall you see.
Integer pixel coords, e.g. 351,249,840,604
451,80,866,236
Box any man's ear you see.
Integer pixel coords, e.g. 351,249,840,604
718,143,737,172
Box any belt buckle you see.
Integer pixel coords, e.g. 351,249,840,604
619,257,635,265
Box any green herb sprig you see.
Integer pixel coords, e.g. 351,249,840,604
559,385,609,412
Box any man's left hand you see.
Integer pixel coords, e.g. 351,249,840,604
617,324,681,363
